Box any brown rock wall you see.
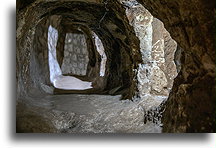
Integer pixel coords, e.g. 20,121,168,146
138,0,216,132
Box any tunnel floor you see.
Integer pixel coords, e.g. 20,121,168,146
17,93,167,133
54,75,92,90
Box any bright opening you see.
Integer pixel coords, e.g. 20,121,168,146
48,25,92,90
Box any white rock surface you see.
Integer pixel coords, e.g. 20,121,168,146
48,25,62,84
53,75,92,90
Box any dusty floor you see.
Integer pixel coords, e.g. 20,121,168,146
17,93,166,133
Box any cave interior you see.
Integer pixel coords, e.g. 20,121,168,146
16,0,215,133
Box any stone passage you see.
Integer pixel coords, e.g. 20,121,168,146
61,33,89,76
16,0,215,133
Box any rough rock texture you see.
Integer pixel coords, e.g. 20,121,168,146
122,0,177,97
26,15,64,95
16,94,165,133
16,0,142,100
93,32,107,77
16,0,216,133
137,0,216,132
151,18,178,95
31,17,51,89
16,103,57,133
61,33,89,76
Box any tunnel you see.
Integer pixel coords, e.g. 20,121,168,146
16,0,215,133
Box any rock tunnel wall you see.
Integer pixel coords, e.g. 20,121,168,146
48,25,62,85
29,17,51,95
16,0,215,132
137,0,216,132
122,0,177,97
151,18,178,96
93,32,107,77
61,33,89,76
16,0,142,99
23,15,64,95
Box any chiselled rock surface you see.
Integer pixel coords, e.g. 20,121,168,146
151,18,178,95
16,0,215,133
16,0,142,100
137,0,216,132
93,32,107,77
16,94,165,133
122,0,177,97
